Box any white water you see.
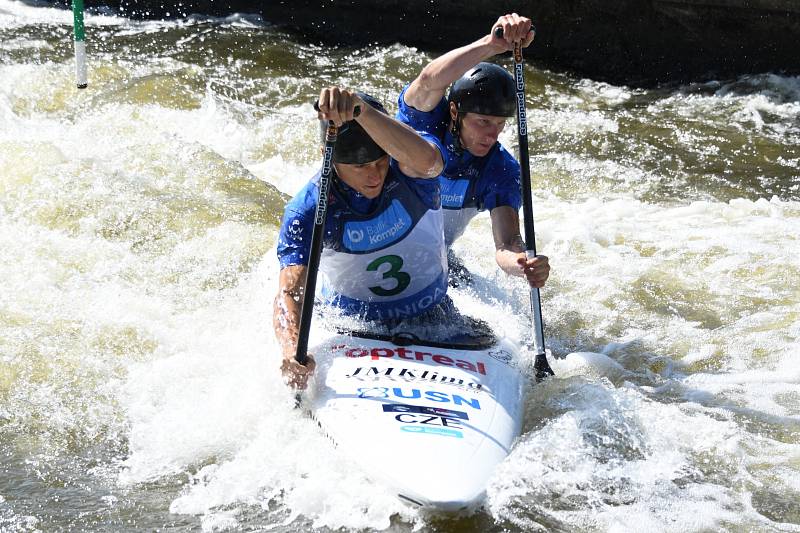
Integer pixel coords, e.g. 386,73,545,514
1,1,799,531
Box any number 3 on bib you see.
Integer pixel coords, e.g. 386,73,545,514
367,255,411,296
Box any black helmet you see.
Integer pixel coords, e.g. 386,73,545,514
448,62,515,117
319,92,388,164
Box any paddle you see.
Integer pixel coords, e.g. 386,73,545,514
496,26,555,381
294,103,362,367
296,108,336,364
72,0,87,88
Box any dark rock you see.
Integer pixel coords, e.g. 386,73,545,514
66,0,800,86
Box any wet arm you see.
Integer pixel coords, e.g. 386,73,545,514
316,88,443,178
273,264,308,361
491,206,550,287
404,14,534,112
356,104,444,179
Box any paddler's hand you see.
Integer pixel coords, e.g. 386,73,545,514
317,87,364,127
281,354,316,389
516,254,550,288
490,13,535,52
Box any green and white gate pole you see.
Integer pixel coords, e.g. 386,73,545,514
72,0,87,88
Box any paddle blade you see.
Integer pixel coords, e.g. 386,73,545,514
534,352,555,382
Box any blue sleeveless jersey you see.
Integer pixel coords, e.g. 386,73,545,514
277,157,448,322
396,83,522,246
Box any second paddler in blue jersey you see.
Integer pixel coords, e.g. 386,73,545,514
397,13,551,289
274,88,449,389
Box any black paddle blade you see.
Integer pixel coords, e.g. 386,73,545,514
533,352,555,382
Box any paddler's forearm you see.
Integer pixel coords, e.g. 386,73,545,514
422,36,503,90
490,205,528,277
496,243,551,288
496,246,526,278
405,36,505,111
356,105,443,178
273,296,300,359
273,266,307,360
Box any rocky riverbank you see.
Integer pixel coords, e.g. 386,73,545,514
67,0,800,86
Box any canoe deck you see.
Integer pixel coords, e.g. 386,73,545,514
309,331,527,511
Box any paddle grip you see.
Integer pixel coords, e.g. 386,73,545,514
313,100,361,117
493,26,536,39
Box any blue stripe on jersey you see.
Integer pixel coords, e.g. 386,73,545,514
440,179,471,209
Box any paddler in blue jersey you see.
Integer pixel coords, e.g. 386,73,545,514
274,87,451,388
397,13,550,288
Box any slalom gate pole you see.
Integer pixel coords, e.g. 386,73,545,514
72,0,87,88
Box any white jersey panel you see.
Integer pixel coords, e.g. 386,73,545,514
443,207,479,247
319,208,447,309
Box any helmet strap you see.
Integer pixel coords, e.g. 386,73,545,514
450,113,465,157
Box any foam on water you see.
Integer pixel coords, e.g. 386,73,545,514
0,494,39,533
653,74,800,143
112,256,421,531
451,196,800,529
0,0,126,27
488,379,749,532
2,3,800,530
525,72,800,203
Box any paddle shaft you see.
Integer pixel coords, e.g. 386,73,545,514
72,0,87,88
294,120,338,365
497,27,555,379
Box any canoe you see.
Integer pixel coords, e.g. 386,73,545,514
308,329,527,512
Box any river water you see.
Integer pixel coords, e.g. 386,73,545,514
1,1,799,531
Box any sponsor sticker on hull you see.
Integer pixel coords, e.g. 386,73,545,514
381,403,467,438
400,426,463,438
382,403,469,420
331,344,488,375
357,387,481,410
346,366,485,393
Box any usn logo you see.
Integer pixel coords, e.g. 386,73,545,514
357,387,481,410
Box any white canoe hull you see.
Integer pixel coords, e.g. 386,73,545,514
309,333,527,511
